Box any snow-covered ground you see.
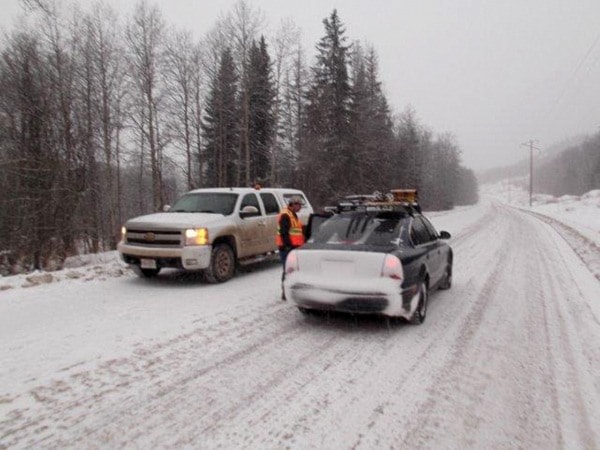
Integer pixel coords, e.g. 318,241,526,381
483,181,600,245
1,185,599,449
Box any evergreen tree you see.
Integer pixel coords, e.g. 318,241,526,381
202,48,239,186
395,106,422,189
349,44,395,193
455,167,479,205
247,36,275,184
303,9,352,205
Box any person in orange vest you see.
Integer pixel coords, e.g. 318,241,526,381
276,196,305,300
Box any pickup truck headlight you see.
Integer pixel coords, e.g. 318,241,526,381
121,226,127,242
185,228,209,246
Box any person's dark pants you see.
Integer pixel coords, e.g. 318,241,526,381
279,248,290,271
279,247,290,300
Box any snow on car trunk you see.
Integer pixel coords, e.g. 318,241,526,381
296,249,387,279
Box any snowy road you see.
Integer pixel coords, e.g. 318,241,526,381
1,200,600,449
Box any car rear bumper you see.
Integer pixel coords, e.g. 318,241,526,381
284,273,420,319
117,242,212,270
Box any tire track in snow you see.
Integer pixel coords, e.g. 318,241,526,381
449,200,498,246
393,207,517,449
520,208,600,281
356,203,583,448
1,302,298,448
347,204,515,449
531,218,600,447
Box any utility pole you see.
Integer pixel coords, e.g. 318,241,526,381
521,140,540,207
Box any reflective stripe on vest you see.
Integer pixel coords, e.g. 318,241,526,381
276,209,305,247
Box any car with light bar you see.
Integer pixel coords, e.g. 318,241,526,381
283,189,452,324
118,187,313,282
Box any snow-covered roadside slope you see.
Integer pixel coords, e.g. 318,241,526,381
482,183,600,280
482,183,600,243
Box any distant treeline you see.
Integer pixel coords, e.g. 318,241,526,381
478,133,599,197
0,1,477,273
535,134,600,196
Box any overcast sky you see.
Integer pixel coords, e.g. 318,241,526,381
2,0,600,172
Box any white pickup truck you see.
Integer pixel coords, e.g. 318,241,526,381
117,187,313,282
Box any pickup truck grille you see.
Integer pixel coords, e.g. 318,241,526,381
126,229,182,247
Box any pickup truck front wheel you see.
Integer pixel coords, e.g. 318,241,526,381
204,244,235,283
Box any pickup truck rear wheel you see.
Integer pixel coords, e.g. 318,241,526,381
204,244,235,283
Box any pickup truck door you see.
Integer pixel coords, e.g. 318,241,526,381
259,192,282,253
238,193,266,258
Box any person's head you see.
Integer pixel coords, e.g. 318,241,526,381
287,196,303,212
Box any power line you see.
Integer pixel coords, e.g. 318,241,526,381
548,31,600,118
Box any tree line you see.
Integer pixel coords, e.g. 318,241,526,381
534,133,600,197
478,133,599,198
0,1,478,273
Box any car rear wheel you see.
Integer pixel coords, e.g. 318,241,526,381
410,281,428,324
204,244,235,283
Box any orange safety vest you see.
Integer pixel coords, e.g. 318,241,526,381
276,209,305,248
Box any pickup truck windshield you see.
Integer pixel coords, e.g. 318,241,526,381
170,193,238,215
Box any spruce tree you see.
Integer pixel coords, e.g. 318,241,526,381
247,36,275,185
202,48,239,187
304,9,352,205
349,44,395,193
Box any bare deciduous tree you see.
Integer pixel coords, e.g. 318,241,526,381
126,0,166,211
164,30,202,190
225,0,265,186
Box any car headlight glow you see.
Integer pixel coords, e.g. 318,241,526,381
185,228,209,246
121,226,127,242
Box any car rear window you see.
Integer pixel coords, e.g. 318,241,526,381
309,212,408,247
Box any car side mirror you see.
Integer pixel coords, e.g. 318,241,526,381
240,205,259,218
439,230,451,240
163,205,171,212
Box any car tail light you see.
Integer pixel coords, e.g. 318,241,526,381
286,250,299,274
381,254,403,280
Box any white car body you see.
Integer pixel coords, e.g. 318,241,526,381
284,249,420,319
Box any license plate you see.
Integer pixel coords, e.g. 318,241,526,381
140,258,157,269
322,260,354,277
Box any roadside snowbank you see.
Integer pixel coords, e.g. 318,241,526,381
482,182,600,244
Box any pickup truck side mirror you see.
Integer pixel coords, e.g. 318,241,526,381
163,205,171,212
239,205,260,218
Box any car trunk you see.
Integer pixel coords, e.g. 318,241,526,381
295,249,387,279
